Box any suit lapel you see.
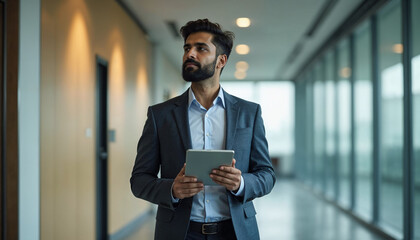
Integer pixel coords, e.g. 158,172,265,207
224,91,239,150
172,90,192,151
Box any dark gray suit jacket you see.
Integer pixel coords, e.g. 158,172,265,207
130,89,275,240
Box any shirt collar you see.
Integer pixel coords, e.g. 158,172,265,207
188,86,225,109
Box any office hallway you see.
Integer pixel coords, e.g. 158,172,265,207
125,179,384,240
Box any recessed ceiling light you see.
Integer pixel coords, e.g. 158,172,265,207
339,67,352,78
236,61,249,71
235,44,250,55
236,18,251,28
393,43,403,54
234,71,247,80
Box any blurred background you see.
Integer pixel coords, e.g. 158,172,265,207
1,0,419,239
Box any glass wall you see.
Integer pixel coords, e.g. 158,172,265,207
313,61,325,191
353,21,373,218
412,0,420,238
337,39,351,207
325,50,336,198
222,81,295,175
221,81,256,102
295,78,307,180
306,72,314,184
258,82,295,162
293,0,417,238
378,1,403,232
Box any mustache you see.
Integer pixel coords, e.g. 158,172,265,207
183,59,200,69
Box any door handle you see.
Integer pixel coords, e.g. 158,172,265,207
99,147,108,160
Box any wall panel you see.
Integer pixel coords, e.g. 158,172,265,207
40,0,166,238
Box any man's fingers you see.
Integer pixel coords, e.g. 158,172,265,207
178,186,203,194
211,178,237,191
173,180,203,192
173,164,204,199
173,182,204,199
209,165,241,191
216,166,241,175
211,174,234,184
210,172,240,184
211,171,237,180
177,164,186,176
179,176,199,183
231,158,236,168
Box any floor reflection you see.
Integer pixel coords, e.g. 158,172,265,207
125,179,384,240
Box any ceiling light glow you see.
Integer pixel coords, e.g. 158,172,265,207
236,61,249,71
340,67,352,78
236,18,251,28
393,44,403,54
234,71,247,80
235,44,250,55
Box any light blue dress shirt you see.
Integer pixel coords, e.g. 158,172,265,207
186,87,244,223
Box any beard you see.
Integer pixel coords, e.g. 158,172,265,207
182,58,217,82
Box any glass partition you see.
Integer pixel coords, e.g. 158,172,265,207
222,81,295,176
412,0,420,238
325,50,336,198
306,71,315,184
378,0,403,232
313,61,325,191
337,38,351,207
353,21,373,219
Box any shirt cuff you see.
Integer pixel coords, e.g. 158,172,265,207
231,176,245,197
171,182,180,203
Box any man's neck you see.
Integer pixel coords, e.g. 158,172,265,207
191,78,220,110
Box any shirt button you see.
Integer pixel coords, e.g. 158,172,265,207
206,133,209,137
206,200,210,203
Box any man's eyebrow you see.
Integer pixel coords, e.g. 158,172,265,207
194,42,210,48
183,42,210,48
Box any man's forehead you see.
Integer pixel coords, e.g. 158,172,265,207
185,32,215,46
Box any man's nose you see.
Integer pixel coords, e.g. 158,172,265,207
185,48,197,59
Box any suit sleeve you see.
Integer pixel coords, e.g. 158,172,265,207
130,107,176,210
241,104,276,203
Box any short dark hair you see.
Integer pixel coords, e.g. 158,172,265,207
180,19,235,59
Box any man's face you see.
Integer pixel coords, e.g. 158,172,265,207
182,32,218,82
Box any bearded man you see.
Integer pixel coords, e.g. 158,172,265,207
130,19,275,240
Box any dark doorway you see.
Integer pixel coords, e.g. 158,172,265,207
96,56,109,240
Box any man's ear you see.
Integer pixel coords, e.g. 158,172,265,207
217,54,228,69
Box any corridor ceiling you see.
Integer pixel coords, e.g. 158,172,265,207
121,0,363,81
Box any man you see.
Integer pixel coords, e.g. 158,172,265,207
130,19,275,240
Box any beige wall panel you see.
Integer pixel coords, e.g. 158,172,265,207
87,1,153,234
40,2,57,239
42,0,96,239
41,0,154,239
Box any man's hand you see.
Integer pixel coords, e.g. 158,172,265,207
172,164,204,199
210,158,241,192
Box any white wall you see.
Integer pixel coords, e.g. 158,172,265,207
152,45,187,104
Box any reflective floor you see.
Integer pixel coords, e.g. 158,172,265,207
125,179,384,240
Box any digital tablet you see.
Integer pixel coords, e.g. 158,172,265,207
185,149,234,185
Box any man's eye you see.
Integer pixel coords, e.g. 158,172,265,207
199,47,207,51
184,48,190,52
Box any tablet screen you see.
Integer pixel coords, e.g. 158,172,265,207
185,149,234,185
